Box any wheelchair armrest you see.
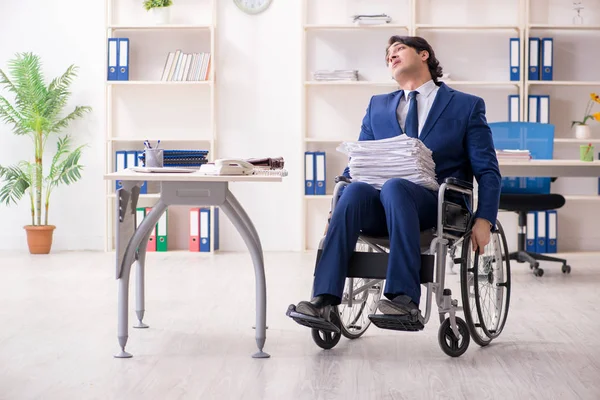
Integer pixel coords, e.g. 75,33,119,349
335,175,351,184
444,177,473,191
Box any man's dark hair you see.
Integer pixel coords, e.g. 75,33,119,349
385,36,443,83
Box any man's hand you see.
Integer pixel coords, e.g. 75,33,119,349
471,218,492,254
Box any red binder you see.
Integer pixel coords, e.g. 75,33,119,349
189,207,201,251
146,207,156,252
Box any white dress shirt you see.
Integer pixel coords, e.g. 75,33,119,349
396,79,440,137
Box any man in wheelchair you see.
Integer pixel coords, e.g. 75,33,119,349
289,36,502,334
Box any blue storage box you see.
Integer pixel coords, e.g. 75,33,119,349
489,122,555,194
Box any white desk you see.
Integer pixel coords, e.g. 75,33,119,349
499,160,600,177
104,169,282,359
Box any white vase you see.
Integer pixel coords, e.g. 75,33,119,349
574,124,591,139
151,7,171,24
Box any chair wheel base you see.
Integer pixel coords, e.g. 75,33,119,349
286,305,340,334
368,313,425,332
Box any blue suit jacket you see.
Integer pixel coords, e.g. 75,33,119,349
343,82,502,225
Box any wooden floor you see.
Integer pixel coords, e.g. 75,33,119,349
0,250,599,400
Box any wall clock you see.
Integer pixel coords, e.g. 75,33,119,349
234,0,273,15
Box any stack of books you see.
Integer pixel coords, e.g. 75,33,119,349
160,51,211,81
313,69,358,81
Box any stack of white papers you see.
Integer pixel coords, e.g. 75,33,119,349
336,135,439,191
313,69,358,81
351,14,392,25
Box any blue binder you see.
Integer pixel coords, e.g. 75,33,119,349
546,210,557,253
117,38,129,81
128,150,147,194
115,150,127,189
107,38,118,81
538,95,550,124
541,38,553,80
535,211,547,253
526,212,536,252
528,37,540,80
214,207,220,251
508,95,520,122
510,38,520,81
528,95,539,122
200,208,210,252
314,151,326,195
305,151,315,195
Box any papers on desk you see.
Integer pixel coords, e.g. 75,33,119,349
337,134,439,191
496,149,532,161
130,167,196,173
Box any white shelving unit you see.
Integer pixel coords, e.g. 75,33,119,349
104,0,218,252
300,0,600,252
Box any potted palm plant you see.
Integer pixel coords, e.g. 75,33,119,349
143,0,173,24
0,52,91,254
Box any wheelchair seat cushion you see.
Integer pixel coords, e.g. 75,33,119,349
360,228,436,253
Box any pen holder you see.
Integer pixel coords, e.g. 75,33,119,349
580,145,594,162
145,148,164,168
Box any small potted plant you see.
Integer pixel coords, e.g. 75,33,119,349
144,0,173,24
572,92,600,139
0,53,91,254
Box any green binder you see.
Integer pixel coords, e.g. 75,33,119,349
157,209,168,252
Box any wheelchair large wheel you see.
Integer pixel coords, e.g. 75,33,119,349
338,278,382,339
460,219,511,343
311,307,342,350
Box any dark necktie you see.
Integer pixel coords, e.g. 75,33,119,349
404,90,419,138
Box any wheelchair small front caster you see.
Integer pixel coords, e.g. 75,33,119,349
562,264,571,274
311,309,342,350
438,317,470,357
533,268,544,277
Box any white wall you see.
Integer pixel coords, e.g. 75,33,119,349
0,0,302,252
0,0,106,251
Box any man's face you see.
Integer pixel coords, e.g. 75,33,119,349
386,42,428,80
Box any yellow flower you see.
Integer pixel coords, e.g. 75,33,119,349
591,93,600,104
594,112,600,122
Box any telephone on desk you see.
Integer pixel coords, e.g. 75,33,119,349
200,159,288,176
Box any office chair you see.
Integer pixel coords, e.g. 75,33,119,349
490,122,570,277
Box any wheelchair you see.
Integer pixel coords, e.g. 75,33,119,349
287,176,511,357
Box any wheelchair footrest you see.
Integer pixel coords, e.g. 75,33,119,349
368,313,425,332
286,304,340,334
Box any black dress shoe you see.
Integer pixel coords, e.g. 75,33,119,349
377,294,420,316
295,295,337,318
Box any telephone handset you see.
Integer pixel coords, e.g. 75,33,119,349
213,159,256,175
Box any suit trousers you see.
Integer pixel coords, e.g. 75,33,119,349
312,178,438,306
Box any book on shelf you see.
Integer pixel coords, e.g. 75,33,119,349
160,50,211,81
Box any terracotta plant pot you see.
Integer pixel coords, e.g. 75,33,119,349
24,225,56,254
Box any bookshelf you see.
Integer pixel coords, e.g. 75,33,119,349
300,0,600,252
104,0,218,252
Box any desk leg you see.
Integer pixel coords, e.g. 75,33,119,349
221,189,270,359
133,228,154,329
115,200,168,358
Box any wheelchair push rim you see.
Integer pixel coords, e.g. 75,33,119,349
461,219,511,342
